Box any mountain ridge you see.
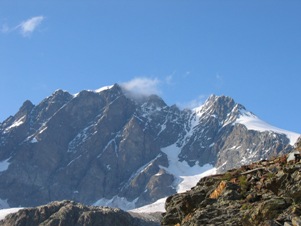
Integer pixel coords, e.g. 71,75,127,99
0,84,299,210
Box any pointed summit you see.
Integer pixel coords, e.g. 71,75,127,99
194,95,245,127
17,100,34,117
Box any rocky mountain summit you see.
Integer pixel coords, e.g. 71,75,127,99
0,84,299,209
162,137,301,226
0,200,160,226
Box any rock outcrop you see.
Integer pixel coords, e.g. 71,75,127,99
162,141,301,226
0,200,160,226
295,136,301,150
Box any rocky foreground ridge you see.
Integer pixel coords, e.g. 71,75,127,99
0,200,160,226
162,136,301,226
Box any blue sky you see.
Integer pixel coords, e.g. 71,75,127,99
0,1,301,134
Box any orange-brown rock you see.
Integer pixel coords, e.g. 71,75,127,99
209,180,227,199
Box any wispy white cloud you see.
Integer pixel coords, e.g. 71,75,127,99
122,76,209,110
183,71,191,78
18,16,45,37
0,23,10,33
165,74,173,85
1,16,45,37
163,71,177,86
121,77,161,97
179,95,207,109
215,73,224,89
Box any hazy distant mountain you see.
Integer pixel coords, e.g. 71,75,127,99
0,84,299,210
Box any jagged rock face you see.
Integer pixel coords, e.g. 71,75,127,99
215,124,292,171
162,155,301,226
0,84,297,209
178,95,293,171
0,200,160,226
295,136,301,150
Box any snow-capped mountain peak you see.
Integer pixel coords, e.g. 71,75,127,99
192,95,299,146
95,85,114,93
0,86,299,212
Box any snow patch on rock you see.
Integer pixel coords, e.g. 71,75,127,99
0,158,11,172
236,110,300,145
0,208,23,220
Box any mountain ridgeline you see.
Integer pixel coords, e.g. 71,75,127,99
0,84,298,209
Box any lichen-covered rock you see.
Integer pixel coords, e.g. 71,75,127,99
162,153,301,226
242,198,291,225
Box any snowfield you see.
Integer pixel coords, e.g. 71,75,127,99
160,143,216,193
93,196,137,211
131,197,167,213
0,158,11,172
236,110,300,145
0,208,23,221
131,165,216,213
95,85,114,93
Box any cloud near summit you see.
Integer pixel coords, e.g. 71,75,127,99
121,77,161,96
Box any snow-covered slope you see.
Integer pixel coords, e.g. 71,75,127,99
236,110,299,145
131,166,216,213
161,144,216,193
0,158,10,173
0,208,22,221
